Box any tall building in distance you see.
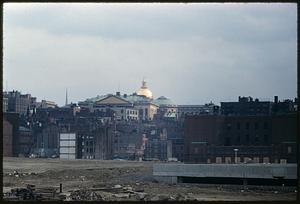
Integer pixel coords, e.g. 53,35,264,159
4,91,35,115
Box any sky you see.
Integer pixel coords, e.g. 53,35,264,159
3,3,297,106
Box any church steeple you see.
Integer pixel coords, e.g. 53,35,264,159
65,88,68,106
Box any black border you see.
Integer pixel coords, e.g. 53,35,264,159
1,1,299,203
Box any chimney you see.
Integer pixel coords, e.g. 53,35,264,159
238,96,241,102
123,94,127,98
116,92,120,96
274,96,278,103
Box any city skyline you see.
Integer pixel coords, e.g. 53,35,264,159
3,3,297,106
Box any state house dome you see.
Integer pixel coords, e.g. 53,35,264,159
137,80,153,99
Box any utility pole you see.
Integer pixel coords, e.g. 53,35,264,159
234,148,239,164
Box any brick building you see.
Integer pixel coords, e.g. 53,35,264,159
184,112,297,164
221,96,273,116
3,112,20,157
177,103,220,118
3,96,8,112
77,124,114,160
3,118,13,157
4,91,36,115
18,126,34,157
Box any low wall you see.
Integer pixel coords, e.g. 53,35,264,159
153,163,297,183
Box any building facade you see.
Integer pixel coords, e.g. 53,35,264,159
78,80,159,121
39,100,58,109
177,103,220,118
5,91,32,115
3,118,13,157
3,112,20,157
18,126,34,157
3,96,8,112
184,112,297,164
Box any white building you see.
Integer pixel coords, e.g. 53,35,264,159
59,133,76,159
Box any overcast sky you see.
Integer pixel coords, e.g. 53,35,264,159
3,3,297,106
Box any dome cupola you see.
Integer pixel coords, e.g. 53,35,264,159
137,79,153,99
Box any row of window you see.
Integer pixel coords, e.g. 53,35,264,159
82,147,94,153
120,109,138,115
82,140,93,146
224,134,269,146
227,121,269,130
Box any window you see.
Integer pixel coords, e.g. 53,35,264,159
254,122,259,130
263,135,268,145
246,122,249,130
236,135,240,144
237,123,240,130
225,137,231,146
121,109,124,114
254,134,259,144
264,122,268,129
246,134,249,144
139,109,143,115
227,123,231,130
288,146,292,154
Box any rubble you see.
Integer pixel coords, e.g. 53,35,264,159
113,193,130,198
114,184,122,189
68,189,103,201
149,194,170,201
3,158,297,201
135,192,147,200
3,184,60,201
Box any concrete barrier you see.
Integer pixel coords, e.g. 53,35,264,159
153,163,297,183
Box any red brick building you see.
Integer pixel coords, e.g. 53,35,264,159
184,113,297,164
3,118,13,157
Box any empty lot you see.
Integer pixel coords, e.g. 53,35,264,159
3,157,296,201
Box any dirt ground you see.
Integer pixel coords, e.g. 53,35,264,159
2,157,297,201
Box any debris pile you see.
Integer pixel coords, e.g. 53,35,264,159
6,170,38,178
3,184,60,201
68,189,103,201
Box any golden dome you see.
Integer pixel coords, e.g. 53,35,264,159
137,80,153,99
